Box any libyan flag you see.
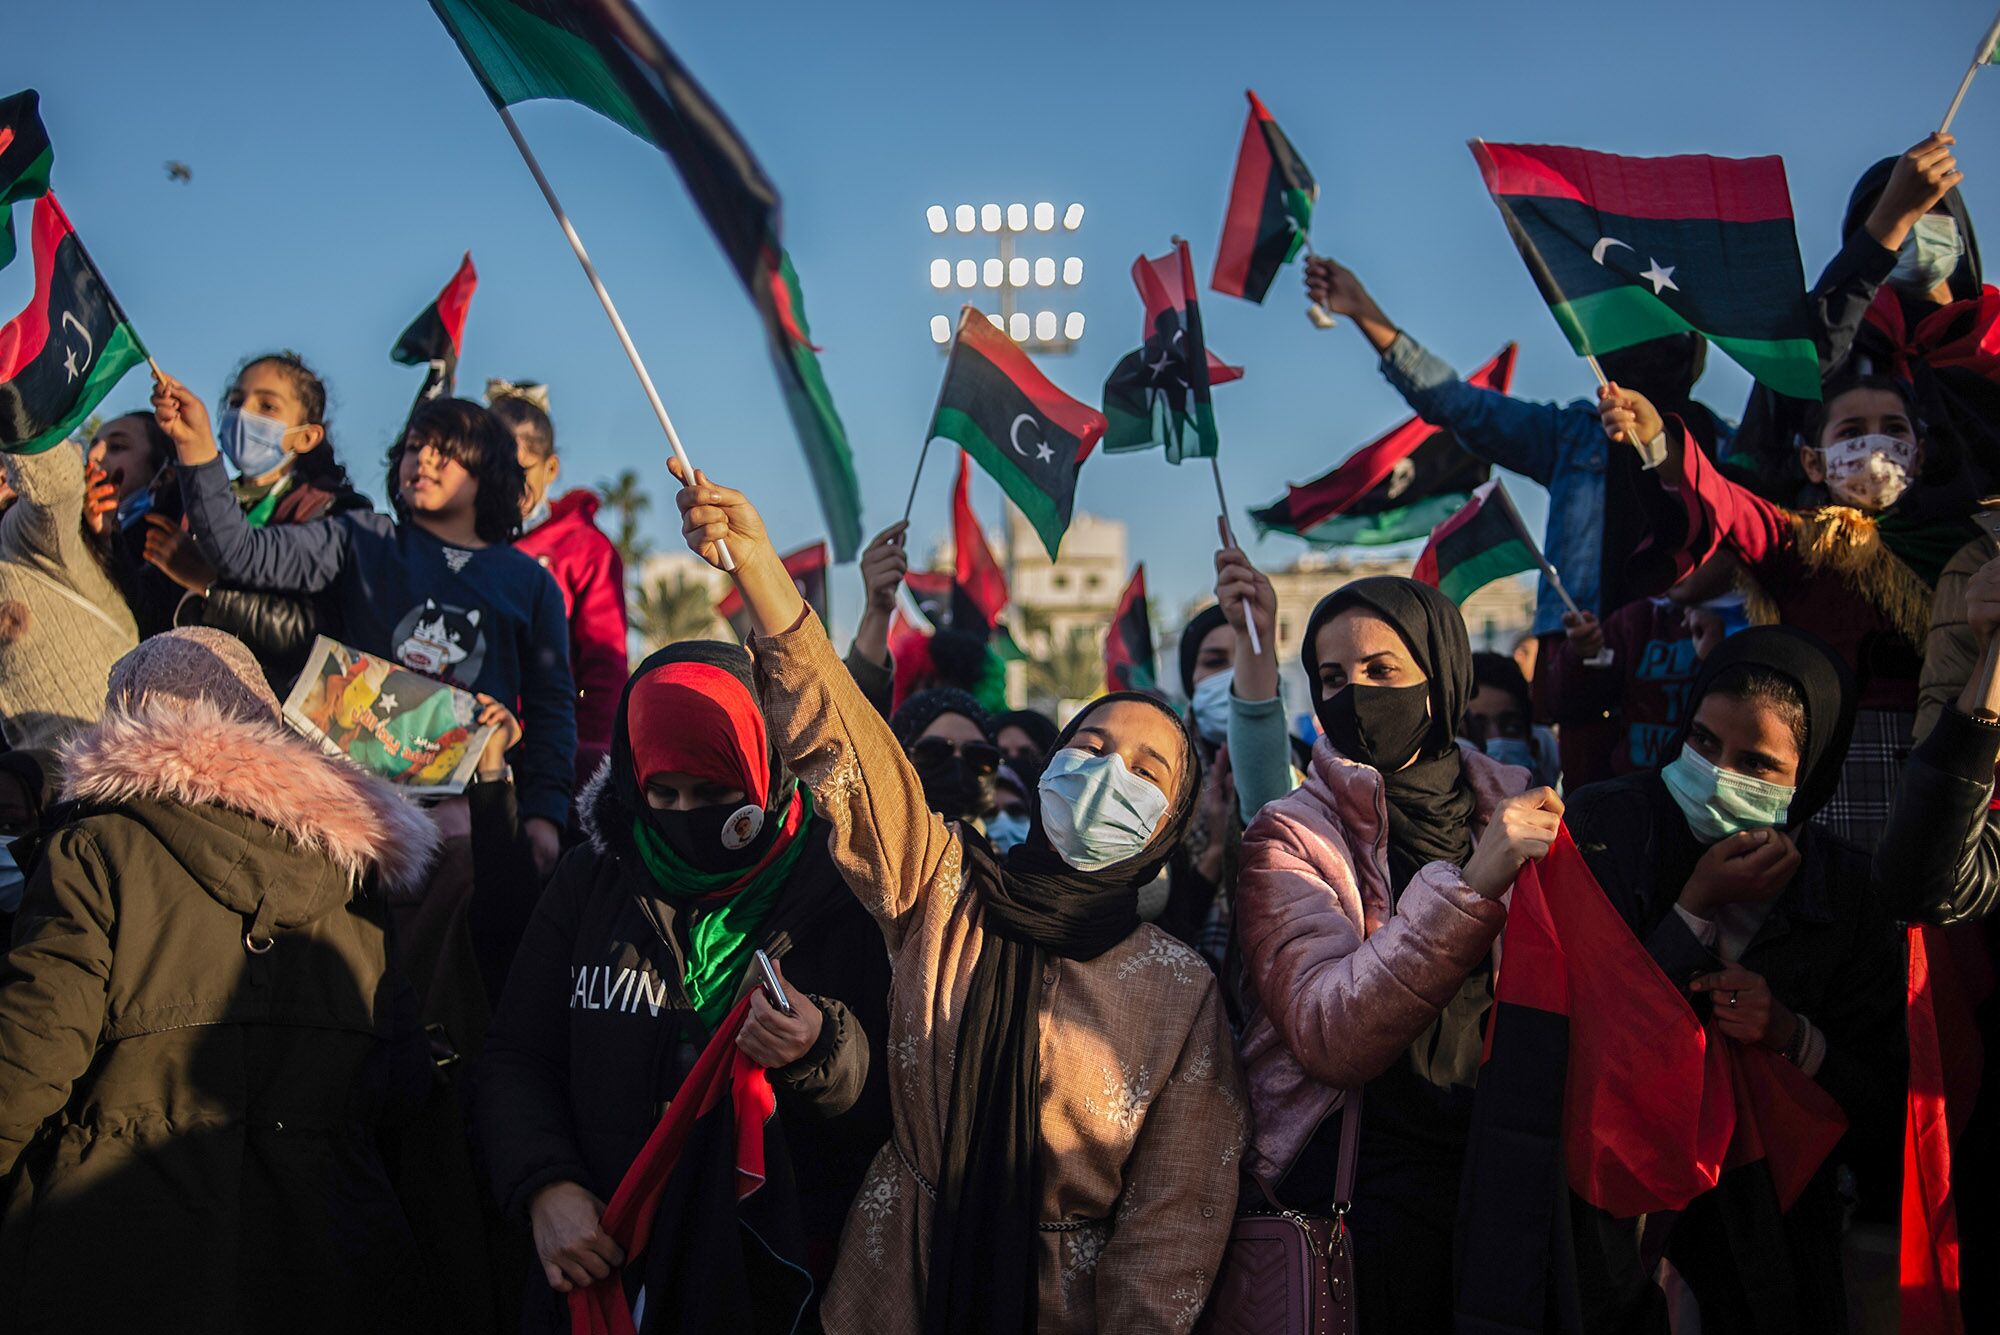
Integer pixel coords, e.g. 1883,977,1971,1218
1103,238,1242,464
1105,564,1155,693
1412,478,1542,603
1212,90,1316,304
0,89,53,272
428,0,864,560
930,306,1107,560
1471,140,1818,400
952,450,1008,628
390,251,477,405
1457,828,1847,1330
0,194,147,456
717,539,827,642
1253,342,1518,548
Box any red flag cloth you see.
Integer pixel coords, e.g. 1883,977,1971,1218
568,994,775,1335
1498,828,1847,1217
1131,247,1244,386
952,452,1008,627
1104,564,1156,693
1860,284,2000,384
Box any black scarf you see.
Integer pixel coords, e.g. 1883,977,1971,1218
1301,577,1477,889
923,691,1199,1335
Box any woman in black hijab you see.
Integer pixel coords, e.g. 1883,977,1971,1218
670,461,1248,1334
1235,577,1564,1334
1565,626,1905,1334
891,688,999,825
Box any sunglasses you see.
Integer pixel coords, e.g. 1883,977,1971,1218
909,737,1001,774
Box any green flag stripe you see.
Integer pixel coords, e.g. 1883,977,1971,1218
933,406,1067,558
7,323,146,456
1437,539,1538,603
2,145,52,204
1550,287,1821,400
429,0,652,141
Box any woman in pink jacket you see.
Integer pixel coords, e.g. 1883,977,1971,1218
1235,577,1563,1334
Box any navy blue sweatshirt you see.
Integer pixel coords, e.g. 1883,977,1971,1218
180,458,577,826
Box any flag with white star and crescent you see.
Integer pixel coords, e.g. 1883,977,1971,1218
0,193,147,456
1471,140,1819,400
1103,237,1243,464
928,306,1107,559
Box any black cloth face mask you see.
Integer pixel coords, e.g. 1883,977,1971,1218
643,802,773,875
913,755,997,822
1316,680,1434,771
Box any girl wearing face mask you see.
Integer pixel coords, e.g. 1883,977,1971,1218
138,353,373,686
1603,373,1967,845
1234,577,1564,1335
890,688,999,825
476,641,891,1333
1563,626,1903,1334
671,461,1246,1335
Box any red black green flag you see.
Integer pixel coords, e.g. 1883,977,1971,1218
0,90,53,273
952,450,1008,627
391,251,477,405
716,539,827,642
1212,90,1316,303
0,195,147,456
1471,140,1818,400
1411,478,1541,603
428,0,864,559
1105,564,1156,694
929,307,1107,560
1253,343,1518,548
1103,239,1242,464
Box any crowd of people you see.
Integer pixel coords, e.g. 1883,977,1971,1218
0,127,1994,1335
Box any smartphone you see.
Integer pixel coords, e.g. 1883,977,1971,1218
753,948,794,1016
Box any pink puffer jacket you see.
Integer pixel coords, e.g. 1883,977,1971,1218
1235,737,1528,1194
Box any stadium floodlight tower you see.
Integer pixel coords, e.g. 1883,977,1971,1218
926,201,1086,354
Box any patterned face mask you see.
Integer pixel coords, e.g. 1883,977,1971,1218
1818,433,1917,512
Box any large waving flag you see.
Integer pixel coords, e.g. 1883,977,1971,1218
427,0,864,559
0,195,147,456
1103,238,1242,464
1212,90,1316,303
0,90,53,273
929,306,1107,560
1253,343,1518,548
1471,140,1818,400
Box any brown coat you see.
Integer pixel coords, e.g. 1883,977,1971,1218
1916,534,1996,742
752,611,1246,1334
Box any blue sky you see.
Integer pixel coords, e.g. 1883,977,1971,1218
8,0,1998,637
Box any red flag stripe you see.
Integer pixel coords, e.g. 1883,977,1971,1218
953,308,1108,455
1212,91,1276,297
435,251,478,356
952,452,1009,626
1471,141,1795,224
1131,245,1244,385
0,194,73,382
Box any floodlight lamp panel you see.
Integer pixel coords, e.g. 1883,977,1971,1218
1033,201,1055,231
1062,203,1084,230
980,204,1001,232
1006,203,1028,231
930,315,952,343
1064,311,1086,339
1062,257,1083,285
956,259,978,288
926,205,948,233
955,204,976,233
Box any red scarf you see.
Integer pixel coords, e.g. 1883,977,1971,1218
1860,284,2000,384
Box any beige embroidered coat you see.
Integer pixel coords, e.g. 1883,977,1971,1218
752,611,1247,1334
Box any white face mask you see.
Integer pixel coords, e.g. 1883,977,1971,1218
1888,214,1964,294
1037,748,1169,872
1818,432,1917,511
1190,669,1234,747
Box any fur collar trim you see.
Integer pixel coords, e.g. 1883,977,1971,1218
1739,507,1933,648
577,753,623,856
60,697,441,897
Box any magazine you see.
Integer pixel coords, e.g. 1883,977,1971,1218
281,636,494,796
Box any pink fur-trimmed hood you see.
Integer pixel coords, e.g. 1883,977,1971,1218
60,696,441,904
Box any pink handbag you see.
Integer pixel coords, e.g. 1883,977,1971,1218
1195,1093,1360,1335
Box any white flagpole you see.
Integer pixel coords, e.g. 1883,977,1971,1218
1941,9,2000,134
492,104,733,570
1208,455,1264,655
1489,478,1582,619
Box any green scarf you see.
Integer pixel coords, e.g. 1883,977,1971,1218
630,789,813,1028
232,472,294,529
1877,508,1979,589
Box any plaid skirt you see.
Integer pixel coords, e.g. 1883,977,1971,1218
1811,707,1913,851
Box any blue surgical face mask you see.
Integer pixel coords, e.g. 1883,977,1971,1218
1889,214,1965,294
1483,736,1538,775
984,809,1031,855
1037,747,1170,873
1660,743,1795,844
215,406,295,479
116,485,155,529
1190,668,1234,747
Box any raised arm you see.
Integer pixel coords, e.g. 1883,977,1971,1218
673,461,958,938
1215,539,1292,821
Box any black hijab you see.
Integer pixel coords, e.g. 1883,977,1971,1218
1666,624,1856,831
1178,603,1231,698
925,690,1200,1335
1301,577,1478,889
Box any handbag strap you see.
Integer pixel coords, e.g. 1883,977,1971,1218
1333,1089,1362,1210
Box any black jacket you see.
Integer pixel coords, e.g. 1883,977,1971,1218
1564,773,1905,1335
1876,704,2000,925
474,763,892,1332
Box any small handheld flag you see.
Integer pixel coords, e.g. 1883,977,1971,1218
1103,238,1241,464
0,195,148,456
1412,478,1558,607
391,251,477,409
0,90,53,273
1105,565,1156,693
1213,91,1317,307
1471,140,1819,400
927,307,1107,561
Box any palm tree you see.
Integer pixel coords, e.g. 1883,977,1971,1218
632,572,724,651
596,468,653,571
1024,625,1103,710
